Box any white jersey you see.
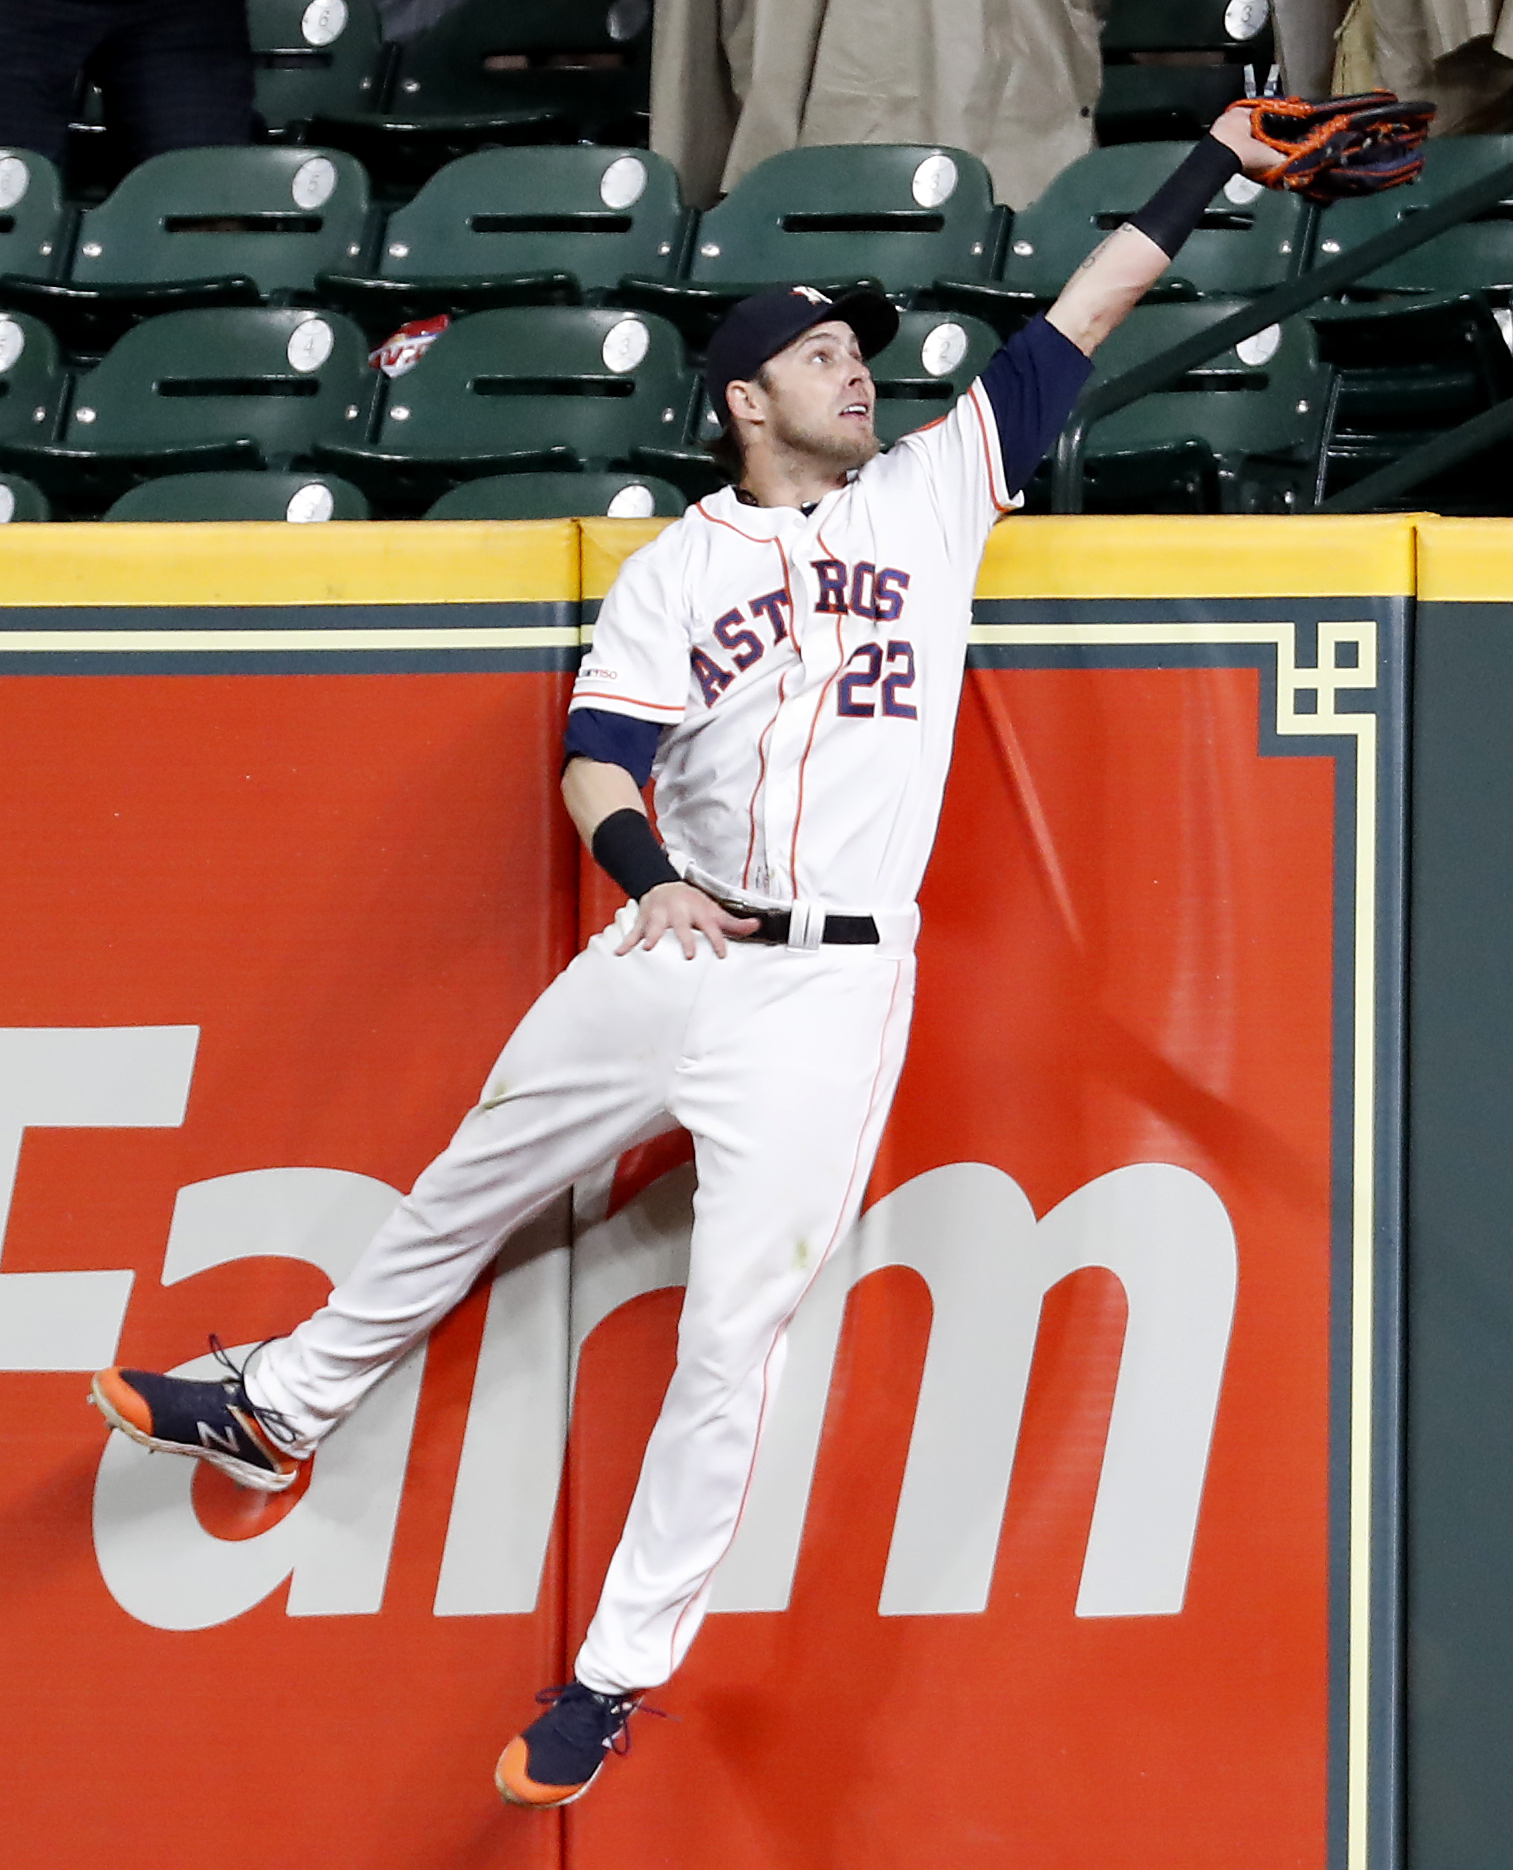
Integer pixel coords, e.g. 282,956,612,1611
569,380,1016,916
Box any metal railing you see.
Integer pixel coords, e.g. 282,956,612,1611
1050,155,1513,514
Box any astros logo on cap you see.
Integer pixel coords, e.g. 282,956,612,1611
790,286,833,305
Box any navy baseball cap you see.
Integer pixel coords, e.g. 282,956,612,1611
704,285,899,426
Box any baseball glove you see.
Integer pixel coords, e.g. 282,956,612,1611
1227,91,1436,204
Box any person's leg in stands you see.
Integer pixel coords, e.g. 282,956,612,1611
94,0,255,165
0,0,107,166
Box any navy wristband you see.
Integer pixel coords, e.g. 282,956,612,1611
1125,135,1244,261
591,808,680,900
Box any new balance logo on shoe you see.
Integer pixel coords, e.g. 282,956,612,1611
197,1421,240,1455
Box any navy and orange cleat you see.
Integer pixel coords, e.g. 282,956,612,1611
495,1682,653,1808
89,1336,301,1494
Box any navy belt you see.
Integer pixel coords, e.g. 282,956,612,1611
738,911,879,945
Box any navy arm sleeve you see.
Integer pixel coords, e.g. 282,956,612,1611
562,706,663,788
979,313,1095,498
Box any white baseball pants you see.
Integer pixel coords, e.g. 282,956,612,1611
247,908,916,1692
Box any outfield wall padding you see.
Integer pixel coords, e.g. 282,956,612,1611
0,516,1430,1870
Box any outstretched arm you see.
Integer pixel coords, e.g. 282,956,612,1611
1046,108,1280,357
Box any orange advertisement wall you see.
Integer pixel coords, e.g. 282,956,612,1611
0,517,1412,1870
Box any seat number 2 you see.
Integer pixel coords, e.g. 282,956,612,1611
837,639,917,719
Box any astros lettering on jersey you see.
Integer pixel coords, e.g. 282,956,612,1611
571,375,1018,917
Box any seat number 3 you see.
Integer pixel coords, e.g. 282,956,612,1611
837,640,917,719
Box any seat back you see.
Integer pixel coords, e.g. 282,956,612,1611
105,469,369,519
1309,136,1513,297
388,0,652,135
369,306,693,465
64,308,372,456
249,0,387,132
0,149,66,284
1102,0,1273,57
0,310,66,442
1003,142,1308,299
377,147,684,291
69,147,372,294
1095,66,1247,143
0,471,49,520
1099,0,1272,142
687,145,1000,295
868,311,1000,446
1077,295,1331,467
426,469,684,517
1084,300,1329,462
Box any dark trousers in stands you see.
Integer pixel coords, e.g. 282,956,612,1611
0,0,254,168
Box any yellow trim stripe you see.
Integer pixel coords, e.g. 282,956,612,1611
580,517,674,600
977,514,1418,600
0,628,576,652
1416,517,1513,601
579,514,1419,603
0,520,580,607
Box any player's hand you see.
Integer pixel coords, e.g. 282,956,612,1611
1209,103,1280,178
616,882,762,959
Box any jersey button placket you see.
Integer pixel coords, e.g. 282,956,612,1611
761,540,847,901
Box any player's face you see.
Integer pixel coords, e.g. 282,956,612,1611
738,321,879,472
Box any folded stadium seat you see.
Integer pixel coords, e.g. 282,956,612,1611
933,140,1310,336
0,148,374,358
1096,0,1273,145
312,0,653,195
0,311,69,449
0,149,68,292
318,146,688,335
1301,138,1513,504
0,472,49,520
249,0,389,141
617,145,1006,348
1023,300,1331,514
426,469,684,518
0,307,373,514
315,305,695,512
103,469,369,520
867,311,1000,445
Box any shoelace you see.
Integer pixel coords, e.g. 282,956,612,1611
208,1334,300,1450
534,1683,668,1757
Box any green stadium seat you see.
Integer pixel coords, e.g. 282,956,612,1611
1098,0,1273,144
426,469,684,518
0,471,49,520
1310,295,1513,504
1298,140,1513,501
0,310,68,447
1307,135,1513,300
867,311,1000,446
317,305,695,511
619,145,1005,346
319,146,687,334
1031,299,1331,513
103,469,370,520
934,141,1310,335
0,307,373,512
312,0,653,194
249,0,388,139
0,149,67,290
1,147,374,357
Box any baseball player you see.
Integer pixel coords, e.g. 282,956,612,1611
92,109,1284,1808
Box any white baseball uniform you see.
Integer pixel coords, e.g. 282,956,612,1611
247,314,1091,1694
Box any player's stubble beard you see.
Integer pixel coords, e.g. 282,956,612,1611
764,391,880,475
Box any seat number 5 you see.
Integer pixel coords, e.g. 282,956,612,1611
837,639,917,719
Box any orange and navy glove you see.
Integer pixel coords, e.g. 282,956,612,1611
1228,91,1435,204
